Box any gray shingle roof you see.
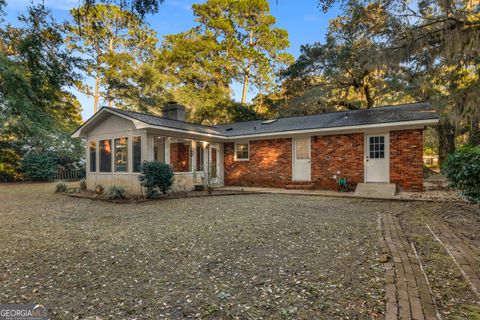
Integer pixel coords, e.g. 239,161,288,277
215,102,438,137
109,108,221,135
108,102,438,138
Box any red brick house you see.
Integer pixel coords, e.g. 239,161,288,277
72,102,438,194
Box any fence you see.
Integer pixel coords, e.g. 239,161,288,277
49,169,83,182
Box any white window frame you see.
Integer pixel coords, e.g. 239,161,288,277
88,140,97,173
114,137,129,173
234,141,250,161
99,139,113,173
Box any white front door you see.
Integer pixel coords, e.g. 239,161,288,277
293,138,311,181
365,133,389,182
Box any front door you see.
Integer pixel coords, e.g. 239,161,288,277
365,134,389,182
293,138,311,181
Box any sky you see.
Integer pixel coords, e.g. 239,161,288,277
4,0,339,120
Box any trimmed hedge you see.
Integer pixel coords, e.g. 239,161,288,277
442,145,480,203
138,161,174,198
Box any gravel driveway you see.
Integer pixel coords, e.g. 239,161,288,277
0,183,388,319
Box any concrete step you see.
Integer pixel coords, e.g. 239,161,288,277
286,182,315,190
354,183,397,198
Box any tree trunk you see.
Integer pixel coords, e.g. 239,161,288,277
364,84,373,108
437,119,456,166
468,117,480,145
93,76,100,113
241,71,249,105
241,30,254,105
108,36,114,108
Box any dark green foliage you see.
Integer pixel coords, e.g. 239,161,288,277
138,161,174,197
442,146,480,203
20,151,83,181
21,153,58,181
0,4,84,179
104,185,127,200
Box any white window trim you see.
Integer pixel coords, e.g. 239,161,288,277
234,141,250,161
88,140,97,173
114,137,129,173
99,139,113,173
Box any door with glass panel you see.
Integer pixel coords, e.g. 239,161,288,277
365,133,389,182
293,138,311,181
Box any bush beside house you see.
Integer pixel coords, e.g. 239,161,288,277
443,146,480,203
138,161,174,198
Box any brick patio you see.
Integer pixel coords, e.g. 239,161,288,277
380,212,480,320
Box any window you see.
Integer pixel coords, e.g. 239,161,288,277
99,139,112,172
89,141,96,172
295,139,310,160
153,136,165,162
369,136,385,159
195,141,204,171
170,139,192,172
132,136,142,173
235,142,249,160
114,137,128,172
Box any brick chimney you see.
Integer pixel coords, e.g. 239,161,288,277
162,101,186,121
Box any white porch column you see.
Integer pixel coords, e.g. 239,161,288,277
165,137,171,165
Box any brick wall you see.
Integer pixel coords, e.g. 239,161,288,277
311,133,365,190
223,129,424,191
224,139,292,187
390,129,424,191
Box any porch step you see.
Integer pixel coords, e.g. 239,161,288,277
285,182,315,190
354,183,397,198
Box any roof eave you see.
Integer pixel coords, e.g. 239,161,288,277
224,118,439,140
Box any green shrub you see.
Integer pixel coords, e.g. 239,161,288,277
104,185,126,200
138,161,174,197
21,152,57,181
442,145,480,203
0,148,21,182
79,178,87,190
55,180,68,193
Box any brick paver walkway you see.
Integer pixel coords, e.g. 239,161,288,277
427,221,480,298
379,213,438,320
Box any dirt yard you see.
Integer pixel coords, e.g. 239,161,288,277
0,183,479,319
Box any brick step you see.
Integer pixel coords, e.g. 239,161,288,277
285,183,315,190
287,181,314,185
